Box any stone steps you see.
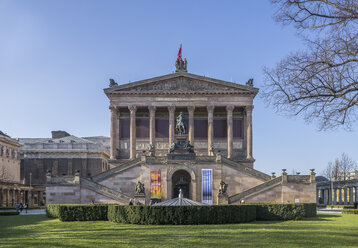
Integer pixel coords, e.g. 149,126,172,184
228,176,282,204
81,178,131,203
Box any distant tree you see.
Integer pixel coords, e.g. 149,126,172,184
322,153,357,181
262,0,358,130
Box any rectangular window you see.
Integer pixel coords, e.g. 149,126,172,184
155,118,169,138
194,119,208,138
233,118,243,138
136,119,149,138
120,118,130,139
213,119,227,138
202,169,213,204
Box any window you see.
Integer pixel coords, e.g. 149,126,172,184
136,119,149,138
233,118,243,138
213,119,227,138
155,118,169,138
194,119,208,138
202,169,213,204
120,118,130,139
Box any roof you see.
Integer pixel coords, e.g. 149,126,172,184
19,135,95,145
156,190,207,206
104,72,259,97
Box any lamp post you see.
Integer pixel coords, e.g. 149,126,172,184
29,172,32,206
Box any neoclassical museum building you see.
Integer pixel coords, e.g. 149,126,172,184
46,54,316,205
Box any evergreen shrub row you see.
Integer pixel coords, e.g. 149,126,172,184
107,205,256,225
0,211,20,216
342,209,358,214
46,204,108,221
254,203,316,220
46,203,317,224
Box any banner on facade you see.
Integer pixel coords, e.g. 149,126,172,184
150,170,161,200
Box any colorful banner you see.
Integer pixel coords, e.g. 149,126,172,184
202,169,213,204
150,170,161,200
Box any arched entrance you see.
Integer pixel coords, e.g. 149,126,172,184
172,170,191,199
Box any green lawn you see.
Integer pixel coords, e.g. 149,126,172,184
0,214,357,248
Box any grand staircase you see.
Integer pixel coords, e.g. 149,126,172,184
81,178,131,203
229,176,282,204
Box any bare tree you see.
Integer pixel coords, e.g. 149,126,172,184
322,153,357,181
262,0,358,130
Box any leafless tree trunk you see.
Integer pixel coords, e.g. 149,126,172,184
263,0,358,130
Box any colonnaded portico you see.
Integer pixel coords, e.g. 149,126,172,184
107,72,255,165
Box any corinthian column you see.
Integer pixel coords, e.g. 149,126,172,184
188,106,195,144
148,106,156,145
168,106,176,145
128,105,137,159
226,105,234,159
207,105,215,155
109,105,118,159
246,105,254,160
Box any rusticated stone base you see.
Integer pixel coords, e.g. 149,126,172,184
217,193,229,205
134,193,146,205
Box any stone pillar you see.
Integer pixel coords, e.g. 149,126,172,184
338,188,342,204
129,105,137,159
316,189,320,204
22,190,26,204
6,189,9,207
188,106,195,144
67,159,73,175
82,158,88,177
328,188,332,204
168,106,176,145
207,105,215,155
344,187,348,205
333,188,337,204
226,105,234,159
12,188,15,206
17,189,20,204
148,106,156,146
0,188,3,207
245,106,253,160
355,186,358,203
349,187,354,204
110,105,118,160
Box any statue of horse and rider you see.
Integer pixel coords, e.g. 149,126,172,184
176,112,186,136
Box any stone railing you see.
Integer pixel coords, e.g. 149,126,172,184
92,158,141,182
46,176,78,185
229,176,282,204
195,156,216,163
287,175,311,183
221,157,271,181
81,178,131,203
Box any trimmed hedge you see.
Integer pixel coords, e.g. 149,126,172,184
342,209,358,214
255,203,316,220
326,205,355,209
108,205,256,225
46,203,317,224
0,211,20,216
46,204,109,221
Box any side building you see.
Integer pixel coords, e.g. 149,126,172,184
19,131,110,205
0,131,30,207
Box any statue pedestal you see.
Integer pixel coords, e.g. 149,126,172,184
134,193,146,205
167,135,196,160
217,193,229,205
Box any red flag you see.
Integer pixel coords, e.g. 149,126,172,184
177,44,182,61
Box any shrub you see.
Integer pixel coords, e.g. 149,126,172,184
108,205,257,225
46,204,61,218
342,209,358,214
255,203,316,220
58,204,109,221
326,205,355,209
0,211,20,216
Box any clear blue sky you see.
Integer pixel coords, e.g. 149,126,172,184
1,0,357,175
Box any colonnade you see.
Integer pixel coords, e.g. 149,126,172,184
109,105,254,160
0,188,45,207
317,186,358,205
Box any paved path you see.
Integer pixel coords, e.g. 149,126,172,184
317,208,342,214
0,209,46,215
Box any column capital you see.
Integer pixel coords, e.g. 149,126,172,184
148,106,157,113
226,105,235,112
245,105,254,112
128,105,137,113
168,105,176,113
187,106,195,113
109,105,118,111
207,105,215,113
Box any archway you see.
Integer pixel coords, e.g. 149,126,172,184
172,170,191,199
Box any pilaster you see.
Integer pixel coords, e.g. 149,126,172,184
245,105,253,160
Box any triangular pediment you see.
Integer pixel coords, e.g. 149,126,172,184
104,72,258,95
